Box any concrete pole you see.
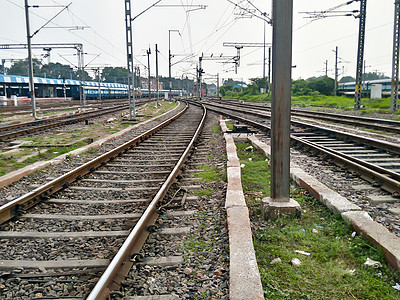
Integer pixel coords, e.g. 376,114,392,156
262,0,300,219
24,0,36,119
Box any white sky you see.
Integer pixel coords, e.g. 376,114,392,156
0,0,394,84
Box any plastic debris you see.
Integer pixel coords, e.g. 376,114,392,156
351,231,357,238
291,258,301,266
346,269,356,275
392,283,400,291
240,164,245,168
364,258,382,268
295,250,311,256
301,228,306,233
270,258,282,265
312,228,319,233
316,226,323,229
245,146,254,151
248,157,253,161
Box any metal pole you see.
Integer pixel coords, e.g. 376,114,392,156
63,77,66,102
268,47,271,99
169,31,172,99
77,48,83,106
271,0,292,202
199,57,203,100
24,0,36,119
354,0,367,110
147,47,151,100
155,44,159,106
125,0,135,120
263,18,266,80
391,0,400,112
334,46,338,96
217,73,220,98
97,68,101,101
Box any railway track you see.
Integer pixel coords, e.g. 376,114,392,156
201,100,400,196
209,99,400,135
0,100,150,142
0,102,206,299
0,98,128,114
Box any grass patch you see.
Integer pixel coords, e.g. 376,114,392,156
226,121,234,131
235,141,400,299
196,164,223,182
195,188,212,198
212,125,220,134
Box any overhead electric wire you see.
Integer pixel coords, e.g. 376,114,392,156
5,0,125,66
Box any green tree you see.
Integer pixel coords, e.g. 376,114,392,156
292,79,311,96
41,62,75,79
307,76,335,96
7,58,41,76
339,76,355,83
363,72,389,80
101,67,128,83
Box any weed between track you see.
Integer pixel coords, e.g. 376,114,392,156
236,140,400,299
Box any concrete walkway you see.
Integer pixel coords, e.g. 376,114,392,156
220,120,264,300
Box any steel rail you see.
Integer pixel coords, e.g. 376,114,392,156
0,103,188,224
87,103,207,300
0,105,134,141
0,105,126,133
204,101,400,155
202,102,400,195
207,99,400,133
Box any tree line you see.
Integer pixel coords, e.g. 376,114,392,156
220,72,389,97
2,60,195,89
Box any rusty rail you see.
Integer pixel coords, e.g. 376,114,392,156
0,102,188,224
87,103,207,299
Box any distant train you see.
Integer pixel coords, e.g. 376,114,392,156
338,78,394,97
0,74,185,101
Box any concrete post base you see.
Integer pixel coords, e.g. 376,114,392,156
261,197,301,219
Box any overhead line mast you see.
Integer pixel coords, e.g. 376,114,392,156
124,0,135,120
391,0,400,112
354,0,367,110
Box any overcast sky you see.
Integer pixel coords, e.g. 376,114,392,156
0,0,394,84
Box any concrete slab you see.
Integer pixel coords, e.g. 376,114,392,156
368,195,399,204
221,120,263,300
342,211,400,270
24,213,141,220
158,227,191,236
225,189,247,208
388,208,400,215
352,184,377,191
0,230,129,239
261,197,301,219
140,256,183,267
227,206,264,300
126,296,178,300
0,259,109,270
